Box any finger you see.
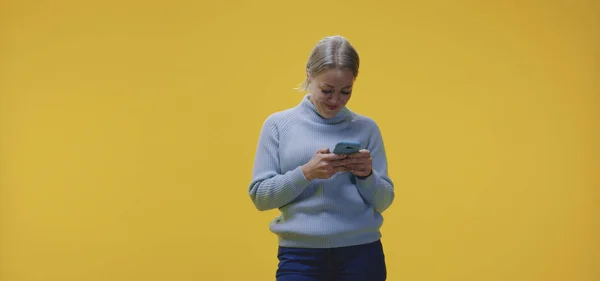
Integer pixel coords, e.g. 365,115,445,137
351,170,371,177
343,163,362,170
325,153,348,160
345,163,371,171
344,157,371,165
335,158,358,167
343,158,366,164
349,166,371,175
334,166,348,173
326,166,347,177
316,148,330,154
348,151,370,158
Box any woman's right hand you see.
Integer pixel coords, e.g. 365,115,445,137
301,148,348,181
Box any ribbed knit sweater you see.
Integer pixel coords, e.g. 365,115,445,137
249,94,395,248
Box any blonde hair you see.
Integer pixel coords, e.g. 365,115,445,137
296,35,360,91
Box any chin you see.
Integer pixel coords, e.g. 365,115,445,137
317,106,340,118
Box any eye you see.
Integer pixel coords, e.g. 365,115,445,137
321,89,334,94
342,91,352,95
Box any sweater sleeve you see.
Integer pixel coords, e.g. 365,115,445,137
248,115,311,211
355,122,395,213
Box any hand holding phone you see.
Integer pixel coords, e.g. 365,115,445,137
333,141,372,177
301,148,348,181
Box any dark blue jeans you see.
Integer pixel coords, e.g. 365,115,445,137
276,240,387,281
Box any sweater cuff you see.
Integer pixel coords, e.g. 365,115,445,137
355,170,376,187
290,165,311,187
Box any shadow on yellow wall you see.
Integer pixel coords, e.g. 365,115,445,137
1,1,598,280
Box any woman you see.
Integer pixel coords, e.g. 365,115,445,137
248,35,395,281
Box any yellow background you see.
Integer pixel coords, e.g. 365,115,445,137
1,0,598,280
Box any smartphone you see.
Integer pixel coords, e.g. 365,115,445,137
333,141,361,155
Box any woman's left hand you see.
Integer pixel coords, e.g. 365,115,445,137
342,149,373,177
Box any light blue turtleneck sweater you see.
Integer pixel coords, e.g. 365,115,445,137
249,94,395,248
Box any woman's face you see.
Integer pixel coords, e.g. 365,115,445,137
307,68,355,119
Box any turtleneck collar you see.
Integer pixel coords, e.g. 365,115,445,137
299,94,351,125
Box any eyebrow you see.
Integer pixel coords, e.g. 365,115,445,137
321,83,353,89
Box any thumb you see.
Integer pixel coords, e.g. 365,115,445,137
316,148,330,154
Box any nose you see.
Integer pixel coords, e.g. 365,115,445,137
328,92,341,104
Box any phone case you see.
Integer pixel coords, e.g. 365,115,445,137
333,141,361,154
